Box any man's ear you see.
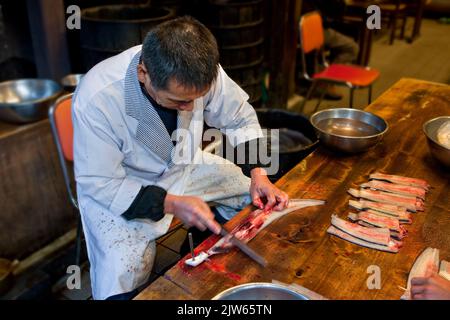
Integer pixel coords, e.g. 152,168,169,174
137,64,147,84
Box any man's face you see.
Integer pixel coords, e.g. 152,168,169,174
137,63,210,112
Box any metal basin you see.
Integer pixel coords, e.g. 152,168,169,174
423,116,450,167
212,282,309,300
61,74,84,92
0,79,62,124
310,108,388,153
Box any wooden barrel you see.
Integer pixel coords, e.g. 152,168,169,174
80,5,174,70
225,58,263,106
151,0,185,15
204,0,265,107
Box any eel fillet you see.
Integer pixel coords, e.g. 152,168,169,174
369,172,430,191
327,226,400,253
349,199,412,223
228,199,326,246
361,180,426,200
401,247,440,300
348,211,407,239
185,199,325,266
348,188,424,212
330,214,394,246
327,216,401,254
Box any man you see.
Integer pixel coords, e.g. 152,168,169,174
300,0,359,100
72,16,288,300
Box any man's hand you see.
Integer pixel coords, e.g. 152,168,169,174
250,168,289,211
411,273,450,300
164,194,221,234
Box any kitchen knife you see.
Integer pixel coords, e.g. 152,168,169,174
220,227,267,268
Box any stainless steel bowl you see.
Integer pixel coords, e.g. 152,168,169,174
423,116,450,167
212,282,309,300
310,108,388,153
60,74,84,92
0,79,63,124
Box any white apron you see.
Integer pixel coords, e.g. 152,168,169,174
72,46,263,299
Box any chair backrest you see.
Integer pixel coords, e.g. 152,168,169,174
298,11,327,79
49,93,78,208
300,11,325,54
51,94,74,161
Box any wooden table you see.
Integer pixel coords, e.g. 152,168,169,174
136,78,450,300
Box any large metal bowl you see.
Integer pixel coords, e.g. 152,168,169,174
423,116,450,167
310,108,388,153
0,79,63,124
212,282,309,300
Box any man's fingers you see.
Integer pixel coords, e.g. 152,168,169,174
411,293,425,300
411,277,428,286
265,193,276,210
252,195,264,209
193,221,208,232
200,202,215,220
273,192,289,210
205,219,221,235
195,204,220,235
411,285,425,296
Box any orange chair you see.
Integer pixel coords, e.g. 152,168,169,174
48,94,183,265
48,93,83,266
299,11,380,113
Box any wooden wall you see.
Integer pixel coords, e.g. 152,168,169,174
0,120,77,260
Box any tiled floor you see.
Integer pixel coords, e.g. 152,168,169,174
54,227,189,300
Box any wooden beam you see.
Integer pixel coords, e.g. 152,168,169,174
26,0,70,80
266,0,302,109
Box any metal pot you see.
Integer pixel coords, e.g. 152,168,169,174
423,116,450,168
310,108,388,153
61,74,84,92
212,282,309,300
0,79,63,124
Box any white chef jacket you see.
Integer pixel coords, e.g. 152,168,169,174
72,45,263,299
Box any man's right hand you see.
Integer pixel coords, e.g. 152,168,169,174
164,194,221,235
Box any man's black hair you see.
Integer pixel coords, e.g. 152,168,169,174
141,16,220,91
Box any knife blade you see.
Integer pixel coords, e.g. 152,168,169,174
220,227,267,268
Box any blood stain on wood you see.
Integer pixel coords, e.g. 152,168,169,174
205,260,241,282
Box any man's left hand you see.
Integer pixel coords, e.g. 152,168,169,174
250,168,289,211
411,273,450,300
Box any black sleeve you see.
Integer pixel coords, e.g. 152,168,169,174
235,137,272,177
122,185,167,221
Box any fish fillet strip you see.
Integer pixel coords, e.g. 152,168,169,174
361,180,426,200
213,199,326,251
330,214,393,246
401,247,440,300
349,199,411,223
348,211,407,239
327,225,400,253
369,172,430,191
348,188,424,212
